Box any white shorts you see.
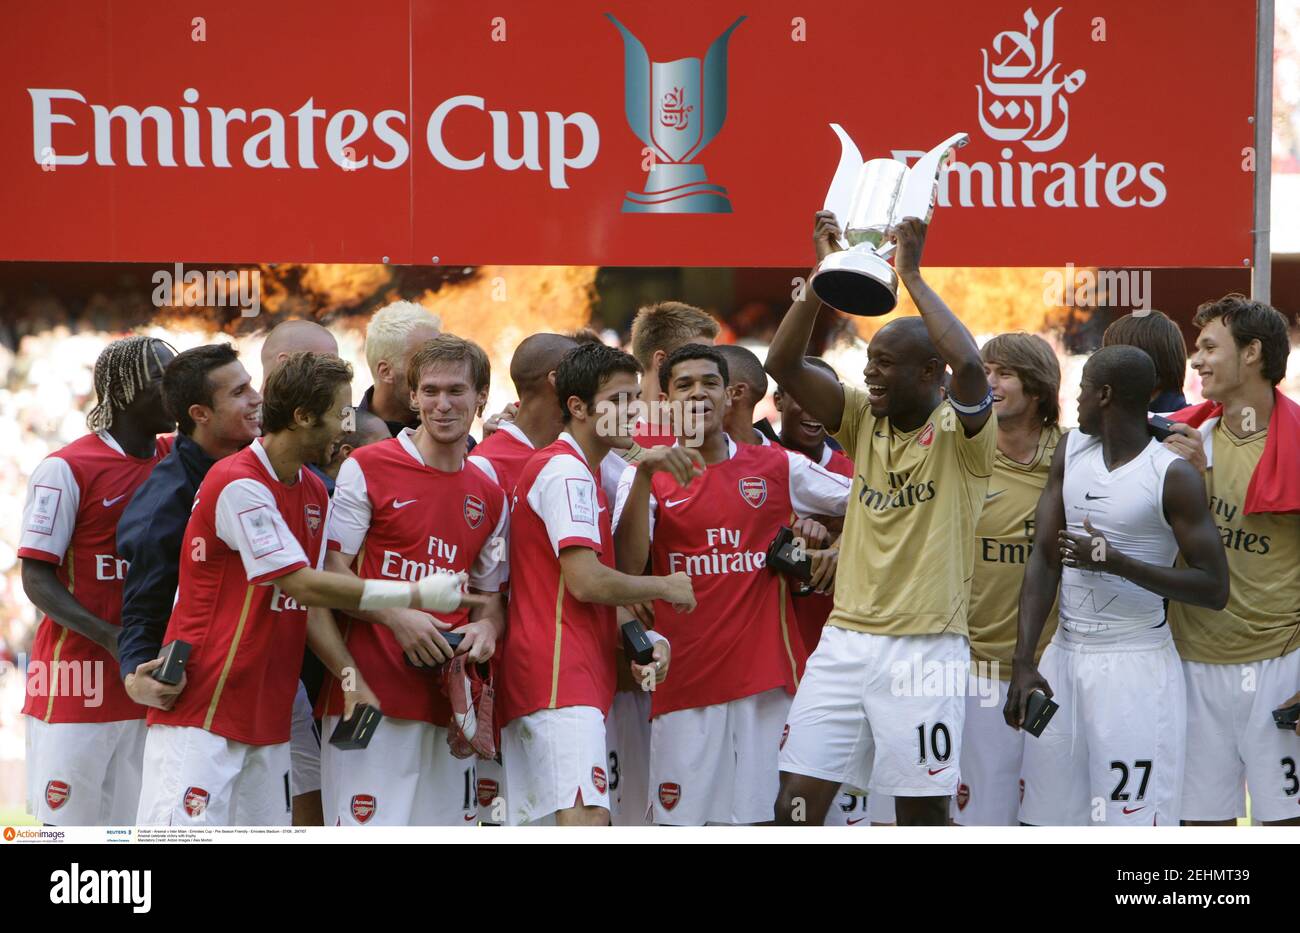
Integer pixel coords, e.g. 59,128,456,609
952,675,1024,826
606,688,652,826
137,724,291,826
1019,634,1185,826
822,788,896,826
320,716,477,826
290,681,321,797
25,717,146,826
650,688,791,825
501,706,610,825
1181,650,1300,823
779,627,968,798
476,757,505,825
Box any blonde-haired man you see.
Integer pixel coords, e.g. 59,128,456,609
359,300,442,436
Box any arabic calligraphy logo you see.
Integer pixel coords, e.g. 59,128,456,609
977,7,1085,153
606,13,745,213
659,87,694,132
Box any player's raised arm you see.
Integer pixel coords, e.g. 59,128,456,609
891,217,989,437
1058,459,1229,610
612,447,703,576
764,211,847,433
1005,440,1067,729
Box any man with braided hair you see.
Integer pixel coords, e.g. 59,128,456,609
20,335,177,825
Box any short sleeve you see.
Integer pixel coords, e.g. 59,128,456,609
830,382,873,460
953,404,997,478
467,454,498,486
18,457,81,565
527,456,603,556
611,463,658,538
786,451,852,518
214,479,310,584
327,457,371,555
469,491,510,592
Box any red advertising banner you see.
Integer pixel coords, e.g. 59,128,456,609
0,0,1257,267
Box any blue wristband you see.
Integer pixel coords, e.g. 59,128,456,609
948,390,994,416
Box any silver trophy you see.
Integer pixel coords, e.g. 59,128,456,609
810,126,969,316
607,14,745,214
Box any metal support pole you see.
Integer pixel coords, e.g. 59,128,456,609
1253,0,1274,303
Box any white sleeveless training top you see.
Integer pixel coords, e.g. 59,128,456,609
1058,430,1180,645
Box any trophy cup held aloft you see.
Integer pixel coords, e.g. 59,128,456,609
810,127,969,316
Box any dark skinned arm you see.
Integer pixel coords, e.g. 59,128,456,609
21,559,119,658
891,217,990,438
763,210,847,433
1004,441,1067,728
1059,459,1229,610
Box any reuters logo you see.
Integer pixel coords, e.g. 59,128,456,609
3,827,15,842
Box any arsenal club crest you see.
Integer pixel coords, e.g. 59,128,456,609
182,786,209,818
916,423,935,448
591,766,608,794
956,783,970,811
305,503,323,534
463,494,486,529
45,780,70,811
738,477,767,509
658,782,681,811
351,793,376,824
476,778,499,809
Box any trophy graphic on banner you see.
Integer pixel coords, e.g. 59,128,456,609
810,127,969,316
606,14,745,214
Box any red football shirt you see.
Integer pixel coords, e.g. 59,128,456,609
468,421,537,498
498,432,618,724
320,431,508,725
19,432,172,723
790,444,855,652
149,440,328,746
612,437,850,715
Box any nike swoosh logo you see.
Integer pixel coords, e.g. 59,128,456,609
463,812,477,822
985,489,1005,501
1083,493,1109,501
102,495,127,507
927,767,949,776
393,499,417,509
664,497,692,508
1122,806,1145,815
846,818,865,825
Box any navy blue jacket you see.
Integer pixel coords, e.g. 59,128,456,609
117,432,216,681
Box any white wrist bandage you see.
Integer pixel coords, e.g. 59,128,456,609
359,579,414,610
646,629,668,648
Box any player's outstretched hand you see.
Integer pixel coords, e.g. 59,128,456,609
125,657,186,711
1163,423,1207,473
639,444,706,488
1004,661,1053,730
1059,516,1115,572
813,209,843,262
890,217,928,276
631,638,671,692
662,571,696,613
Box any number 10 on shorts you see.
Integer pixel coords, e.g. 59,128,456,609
916,722,953,766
